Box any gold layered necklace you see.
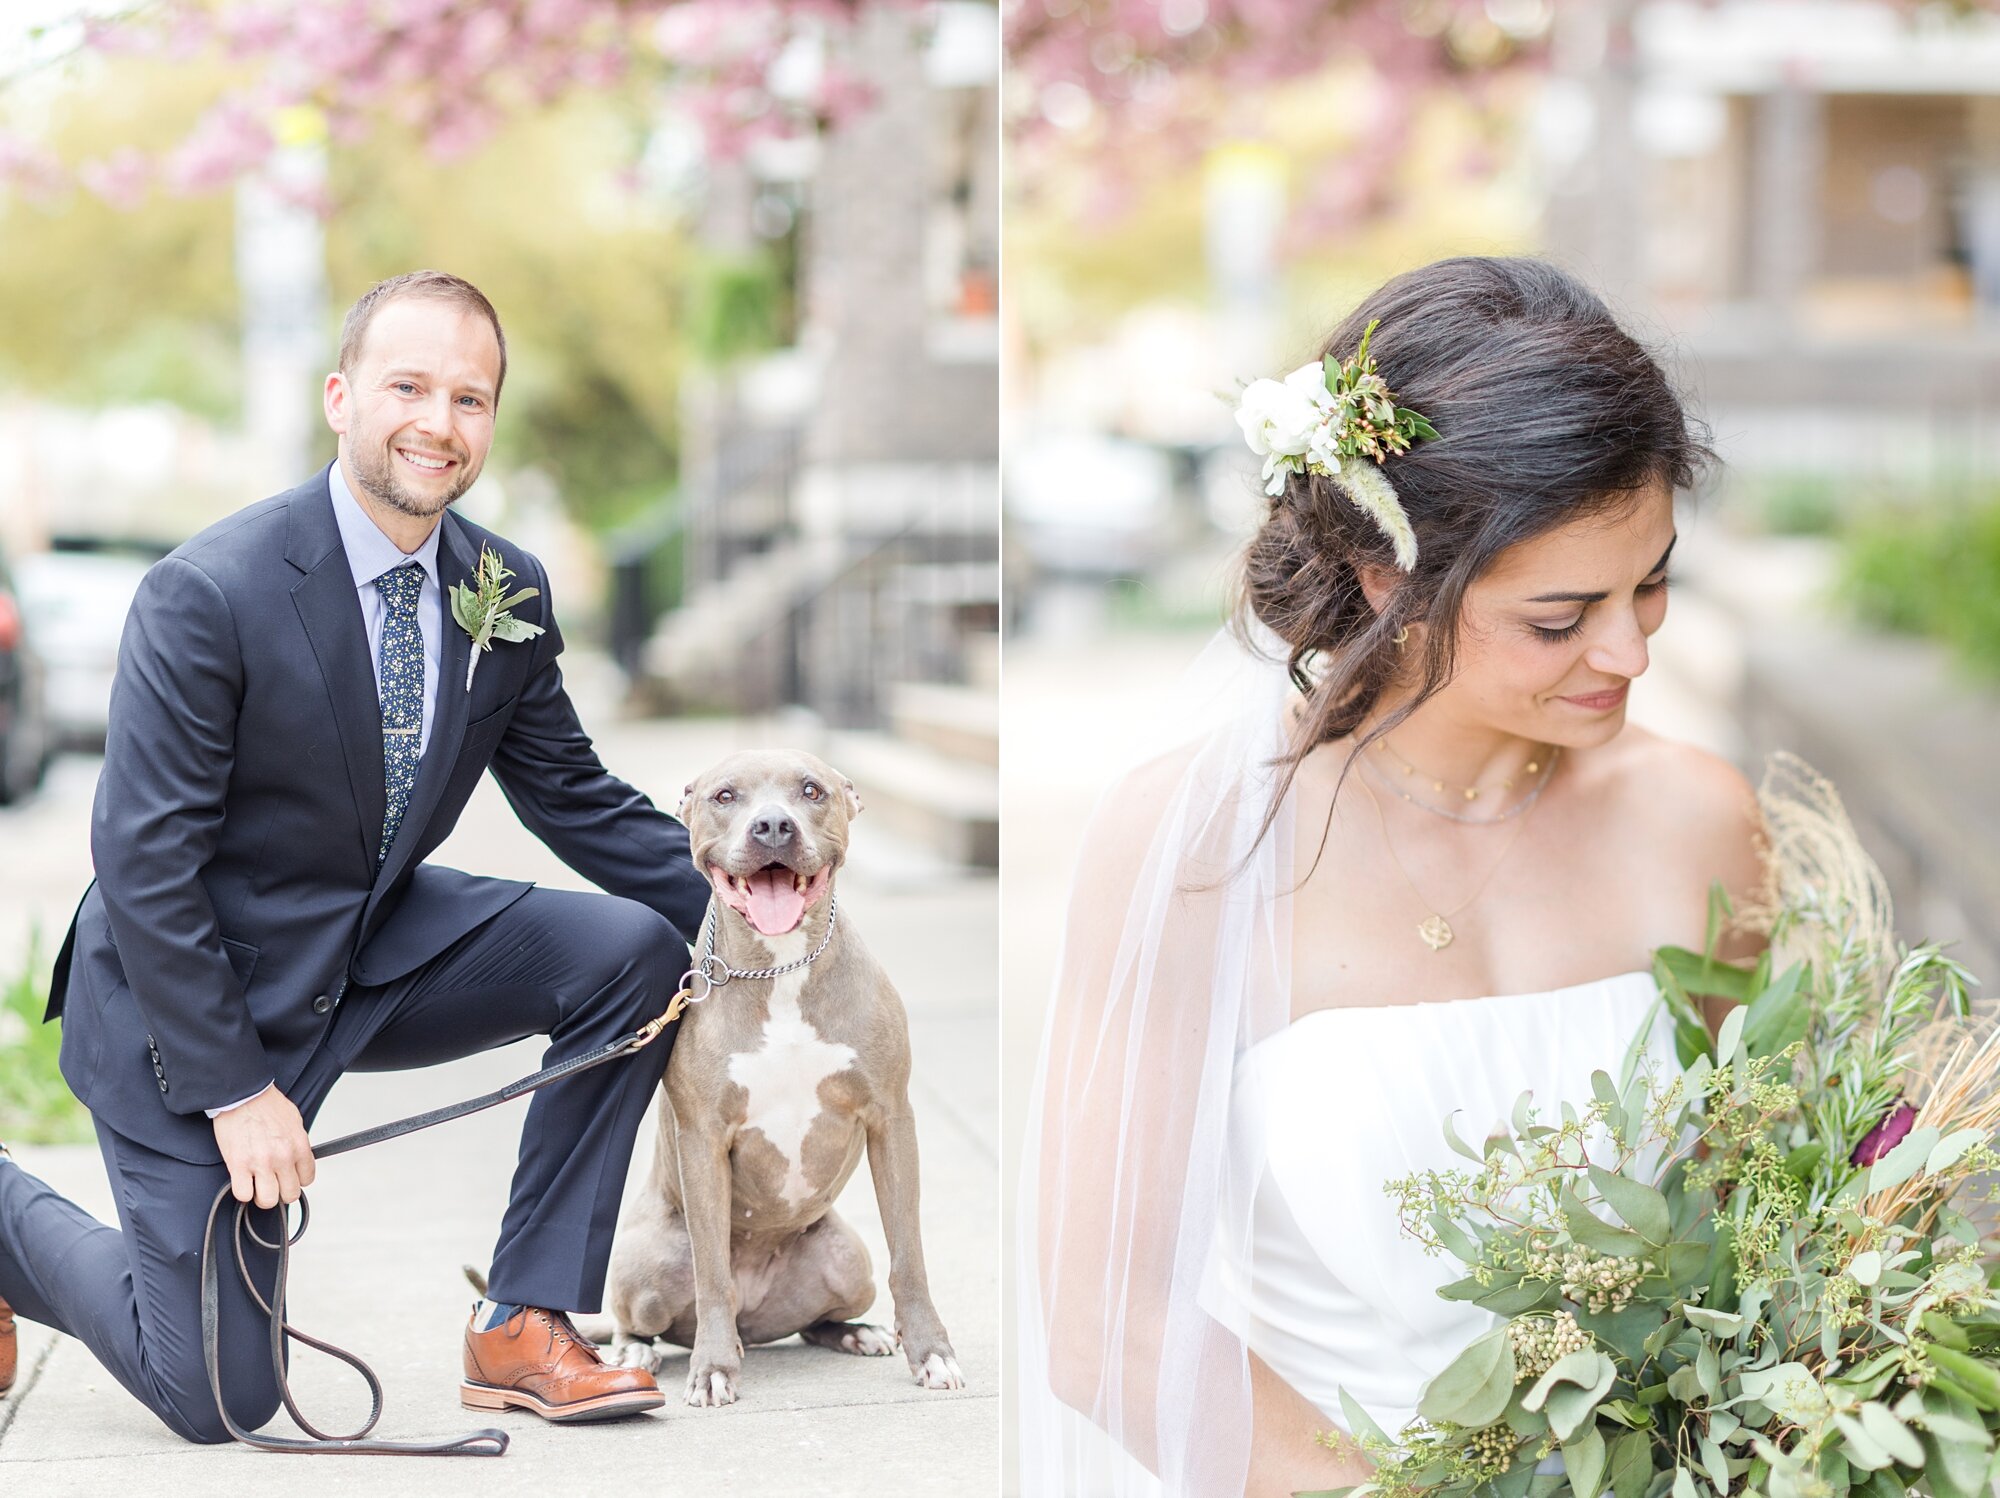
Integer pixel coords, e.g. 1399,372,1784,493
1371,734,1560,823
1353,746,1554,951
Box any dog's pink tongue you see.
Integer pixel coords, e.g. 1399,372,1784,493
744,869,806,935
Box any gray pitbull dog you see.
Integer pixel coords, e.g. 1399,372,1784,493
599,748,964,1405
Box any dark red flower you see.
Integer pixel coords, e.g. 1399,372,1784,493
1852,1099,1919,1166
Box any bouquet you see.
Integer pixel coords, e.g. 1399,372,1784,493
1314,752,1996,1498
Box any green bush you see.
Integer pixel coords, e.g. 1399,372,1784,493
1835,494,2000,678
0,928,91,1145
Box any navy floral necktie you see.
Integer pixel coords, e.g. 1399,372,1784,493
375,562,426,867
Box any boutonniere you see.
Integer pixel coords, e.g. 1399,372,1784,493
449,544,545,690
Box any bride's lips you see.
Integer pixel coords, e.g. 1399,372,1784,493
1560,683,1629,711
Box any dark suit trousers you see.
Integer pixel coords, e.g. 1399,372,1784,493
0,885,684,1445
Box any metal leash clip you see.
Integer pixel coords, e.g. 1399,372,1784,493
647,965,717,1037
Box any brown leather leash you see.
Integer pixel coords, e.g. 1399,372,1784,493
200,989,693,1456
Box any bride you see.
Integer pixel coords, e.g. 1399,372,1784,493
1015,256,1775,1497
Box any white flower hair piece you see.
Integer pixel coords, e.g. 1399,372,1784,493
1233,317,1439,572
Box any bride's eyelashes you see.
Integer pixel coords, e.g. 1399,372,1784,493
1528,570,1673,643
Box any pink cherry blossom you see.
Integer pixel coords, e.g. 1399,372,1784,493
9,0,935,209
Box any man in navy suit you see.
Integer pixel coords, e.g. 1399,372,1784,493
0,270,711,1439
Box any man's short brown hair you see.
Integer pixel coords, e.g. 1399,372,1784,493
338,270,508,402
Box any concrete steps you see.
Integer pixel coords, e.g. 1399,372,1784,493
824,727,999,870
641,539,840,711
887,680,998,767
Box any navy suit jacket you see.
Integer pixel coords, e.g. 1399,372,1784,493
44,467,710,1164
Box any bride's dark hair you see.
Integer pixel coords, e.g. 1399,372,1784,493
1232,254,1717,870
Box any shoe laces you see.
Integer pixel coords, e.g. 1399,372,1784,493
499,1306,601,1366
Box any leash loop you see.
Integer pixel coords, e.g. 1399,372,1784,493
201,983,695,1458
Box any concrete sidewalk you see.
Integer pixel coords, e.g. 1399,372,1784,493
0,699,998,1495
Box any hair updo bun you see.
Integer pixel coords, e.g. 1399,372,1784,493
1230,254,1716,863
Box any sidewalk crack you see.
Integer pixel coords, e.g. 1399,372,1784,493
0,1334,59,1451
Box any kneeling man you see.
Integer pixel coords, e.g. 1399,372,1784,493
0,271,704,1441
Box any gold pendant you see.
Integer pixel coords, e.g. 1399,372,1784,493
1418,915,1454,951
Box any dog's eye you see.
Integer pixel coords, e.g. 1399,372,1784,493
713,788,735,804
802,781,822,801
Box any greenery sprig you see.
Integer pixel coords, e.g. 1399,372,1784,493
449,544,544,690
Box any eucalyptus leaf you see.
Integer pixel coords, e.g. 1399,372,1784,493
1784,1143,1826,1180
1655,944,1761,1004
1672,1465,1700,1498
1547,1378,1611,1442
1475,1281,1557,1316
1696,1341,1720,1401
1443,1110,1485,1164
488,614,545,644
1512,1088,1537,1136
1849,1251,1884,1287
1587,1164,1672,1244
1922,1346,2000,1411
1683,1306,1744,1336
1920,1432,1988,1498
1564,1422,1607,1498
1925,1129,1988,1176
1562,1188,1648,1257
1337,1385,1392,1447
1523,1349,1614,1416
1715,1004,1748,1067
1699,1435,1731,1490
1608,1431,1651,1498
1858,1402,1924,1467
1741,962,1808,1059
1739,1363,1829,1423
1416,1325,1515,1427
1867,1126,1943,1196
1832,1412,1894,1472
1590,1070,1621,1109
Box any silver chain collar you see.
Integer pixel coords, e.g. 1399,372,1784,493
677,886,839,1007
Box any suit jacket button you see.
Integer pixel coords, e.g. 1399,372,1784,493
312,994,332,1015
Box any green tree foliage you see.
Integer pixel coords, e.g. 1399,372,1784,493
1,57,792,532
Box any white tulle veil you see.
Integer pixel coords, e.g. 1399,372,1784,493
1015,616,1313,1496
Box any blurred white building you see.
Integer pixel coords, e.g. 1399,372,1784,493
1542,0,2000,475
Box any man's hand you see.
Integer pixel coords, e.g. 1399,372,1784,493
211,1084,316,1208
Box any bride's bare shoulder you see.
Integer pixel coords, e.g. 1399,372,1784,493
1583,725,1770,929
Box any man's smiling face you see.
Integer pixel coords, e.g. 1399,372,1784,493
323,295,501,523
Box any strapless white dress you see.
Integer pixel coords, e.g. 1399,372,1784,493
1198,969,1682,1442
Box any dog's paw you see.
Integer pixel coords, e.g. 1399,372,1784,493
684,1361,739,1408
839,1323,899,1357
609,1337,664,1373
913,1351,966,1390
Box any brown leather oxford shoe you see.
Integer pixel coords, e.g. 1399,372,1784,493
461,1306,663,1423
1,1293,16,1397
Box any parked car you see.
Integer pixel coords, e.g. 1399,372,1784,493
14,540,161,750
0,540,54,804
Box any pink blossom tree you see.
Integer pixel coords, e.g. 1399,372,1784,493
1,0,930,207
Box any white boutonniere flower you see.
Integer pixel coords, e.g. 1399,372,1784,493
449,544,545,690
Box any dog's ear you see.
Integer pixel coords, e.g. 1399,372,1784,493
841,777,863,818
679,781,697,823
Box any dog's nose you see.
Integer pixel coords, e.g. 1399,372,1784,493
750,811,797,849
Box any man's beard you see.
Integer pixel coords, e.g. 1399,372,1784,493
348,440,475,518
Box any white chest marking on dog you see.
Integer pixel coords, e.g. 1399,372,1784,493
727,932,856,1209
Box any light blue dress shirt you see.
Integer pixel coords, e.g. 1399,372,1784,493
207,460,446,1119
